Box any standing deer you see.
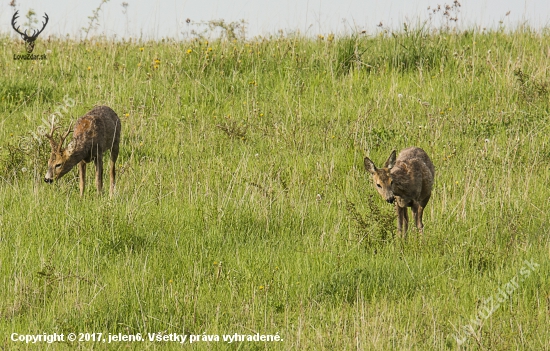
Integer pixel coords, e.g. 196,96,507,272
44,105,121,197
364,147,435,237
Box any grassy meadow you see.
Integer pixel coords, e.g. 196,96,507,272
0,23,550,350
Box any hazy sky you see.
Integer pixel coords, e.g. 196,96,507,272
1,0,549,40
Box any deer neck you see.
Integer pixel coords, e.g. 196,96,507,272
61,140,83,168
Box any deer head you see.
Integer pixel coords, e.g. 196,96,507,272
44,122,73,183
12,11,49,53
364,150,397,204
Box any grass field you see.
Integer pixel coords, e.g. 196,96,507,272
1,22,549,350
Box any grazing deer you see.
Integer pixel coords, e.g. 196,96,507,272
364,147,435,237
44,106,121,197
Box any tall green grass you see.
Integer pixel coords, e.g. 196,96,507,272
0,24,549,349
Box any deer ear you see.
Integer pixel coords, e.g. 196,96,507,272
384,150,397,169
364,157,377,174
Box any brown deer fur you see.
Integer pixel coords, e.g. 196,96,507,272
44,105,121,197
364,147,435,237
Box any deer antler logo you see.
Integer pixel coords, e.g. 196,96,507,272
11,10,49,53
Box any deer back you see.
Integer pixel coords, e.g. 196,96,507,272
391,147,434,204
68,106,121,161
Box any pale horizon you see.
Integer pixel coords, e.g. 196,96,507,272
1,0,549,41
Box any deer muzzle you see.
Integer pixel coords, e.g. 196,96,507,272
44,177,53,184
386,196,395,204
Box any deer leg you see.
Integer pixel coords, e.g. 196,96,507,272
78,161,86,197
411,201,422,231
416,205,425,233
109,146,119,197
416,194,431,233
95,152,103,194
396,205,409,238
403,207,409,238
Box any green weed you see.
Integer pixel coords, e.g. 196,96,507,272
0,24,549,350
